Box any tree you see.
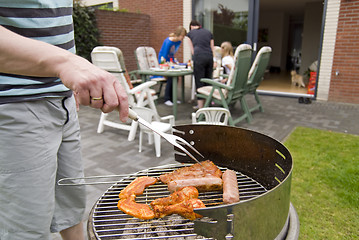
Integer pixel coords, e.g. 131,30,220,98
213,4,235,26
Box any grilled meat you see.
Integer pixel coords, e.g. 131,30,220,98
153,198,205,220
167,176,223,193
159,160,222,184
117,194,155,220
119,176,157,199
222,169,240,204
150,186,199,207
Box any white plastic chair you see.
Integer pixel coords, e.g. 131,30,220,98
191,107,230,125
132,106,174,157
91,46,159,141
135,46,167,96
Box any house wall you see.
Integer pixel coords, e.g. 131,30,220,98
90,0,359,104
117,0,185,63
317,0,340,101
328,0,359,103
183,0,192,63
94,9,150,71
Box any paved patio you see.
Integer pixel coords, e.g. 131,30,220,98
53,87,359,239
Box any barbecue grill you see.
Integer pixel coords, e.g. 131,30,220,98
87,125,299,240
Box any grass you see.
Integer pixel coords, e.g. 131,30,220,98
284,127,359,240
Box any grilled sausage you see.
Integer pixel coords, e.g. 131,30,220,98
222,169,240,204
167,176,223,193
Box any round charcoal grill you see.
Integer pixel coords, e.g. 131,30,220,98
88,125,299,240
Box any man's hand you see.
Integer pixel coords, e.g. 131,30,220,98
58,54,129,122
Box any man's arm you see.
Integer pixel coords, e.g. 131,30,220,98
187,38,194,56
0,26,128,121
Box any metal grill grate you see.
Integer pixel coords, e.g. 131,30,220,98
90,163,267,240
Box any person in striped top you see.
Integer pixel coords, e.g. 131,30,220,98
0,1,128,239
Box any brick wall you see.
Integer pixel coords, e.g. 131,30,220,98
117,0,185,62
94,9,150,71
330,0,359,104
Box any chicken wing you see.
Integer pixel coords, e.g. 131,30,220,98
150,186,199,207
119,176,157,199
153,198,205,220
117,194,155,220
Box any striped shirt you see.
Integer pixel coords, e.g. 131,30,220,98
0,0,74,104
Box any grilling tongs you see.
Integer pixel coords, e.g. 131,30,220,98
57,109,205,186
128,108,204,164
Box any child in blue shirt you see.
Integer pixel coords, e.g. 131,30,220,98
158,26,187,106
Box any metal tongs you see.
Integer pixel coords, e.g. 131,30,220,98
128,108,204,164
57,109,205,186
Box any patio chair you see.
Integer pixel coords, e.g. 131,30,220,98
134,46,167,96
245,46,272,114
191,107,230,125
91,46,159,141
196,44,253,126
131,106,174,157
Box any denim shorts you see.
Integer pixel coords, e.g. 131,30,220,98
0,96,86,240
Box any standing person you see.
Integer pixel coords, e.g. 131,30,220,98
0,1,128,240
158,26,187,106
220,41,235,83
187,20,214,109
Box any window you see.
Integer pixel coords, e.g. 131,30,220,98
193,0,249,47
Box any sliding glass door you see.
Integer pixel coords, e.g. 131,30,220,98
192,0,256,48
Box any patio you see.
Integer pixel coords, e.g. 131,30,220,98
53,87,359,239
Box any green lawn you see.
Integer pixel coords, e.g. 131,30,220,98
284,127,359,240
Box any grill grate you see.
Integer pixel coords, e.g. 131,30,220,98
90,163,267,240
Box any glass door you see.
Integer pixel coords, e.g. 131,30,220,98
192,0,251,47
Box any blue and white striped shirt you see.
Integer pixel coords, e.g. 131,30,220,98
0,0,74,104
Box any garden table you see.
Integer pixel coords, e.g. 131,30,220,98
136,68,193,119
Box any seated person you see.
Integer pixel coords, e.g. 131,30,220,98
212,46,222,79
220,41,234,83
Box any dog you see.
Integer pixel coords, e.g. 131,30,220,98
291,70,305,88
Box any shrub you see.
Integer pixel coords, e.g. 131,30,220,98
73,1,100,60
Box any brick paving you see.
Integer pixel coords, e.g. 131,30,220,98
52,89,359,239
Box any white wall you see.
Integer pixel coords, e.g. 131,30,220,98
317,0,340,101
183,0,193,89
81,0,118,8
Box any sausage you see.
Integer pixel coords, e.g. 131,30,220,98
167,176,223,193
222,169,240,204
